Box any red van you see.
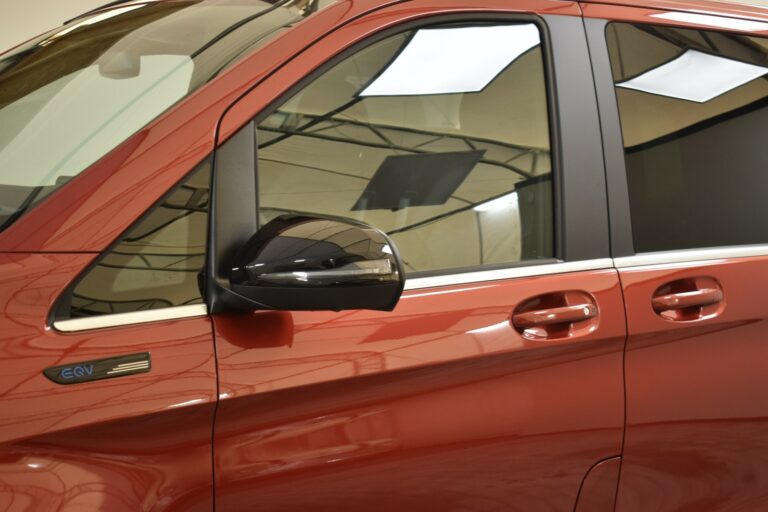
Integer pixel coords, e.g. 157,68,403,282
1,0,767,510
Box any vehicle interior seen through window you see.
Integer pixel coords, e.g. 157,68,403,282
607,23,768,253
0,0,332,233
61,20,768,319
66,21,556,318
256,22,554,275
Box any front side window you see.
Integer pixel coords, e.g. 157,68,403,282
0,0,334,233
256,22,554,275
64,158,210,318
607,22,768,253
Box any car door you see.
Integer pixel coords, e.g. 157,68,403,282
0,157,217,511
0,2,426,511
209,1,626,510
584,4,768,510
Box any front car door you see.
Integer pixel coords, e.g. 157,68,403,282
0,1,394,510
210,1,627,510
584,2,768,510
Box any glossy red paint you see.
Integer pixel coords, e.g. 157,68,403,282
616,256,768,511
4,0,766,509
574,456,621,512
511,290,599,340
210,4,625,507
580,3,768,510
0,1,611,509
0,253,217,510
213,269,626,510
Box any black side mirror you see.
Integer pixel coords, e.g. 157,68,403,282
229,215,405,311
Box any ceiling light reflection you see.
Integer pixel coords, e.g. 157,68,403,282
651,12,768,32
617,49,768,103
168,398,205,409
474,192,519,213
48,5,145,41
467,321,509,335
361,24,540,97
402,285,492,299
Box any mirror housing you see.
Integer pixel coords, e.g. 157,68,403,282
229,215,405,311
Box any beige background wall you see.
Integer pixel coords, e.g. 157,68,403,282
0,0,106,53
3,0,768,53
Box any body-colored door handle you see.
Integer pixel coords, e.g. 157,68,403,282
512,303,597,329
651,277,724,322
512,291,599,340
651,288,723,312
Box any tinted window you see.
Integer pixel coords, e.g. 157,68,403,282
607,22,768,253
66,158,210,318
256,22,553,275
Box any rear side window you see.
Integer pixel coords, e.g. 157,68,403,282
606,22,768,253
256,22,554,275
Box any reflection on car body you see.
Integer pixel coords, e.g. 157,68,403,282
0,0,767,510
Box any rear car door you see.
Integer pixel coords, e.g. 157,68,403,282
584,4,768,510
210,1,626,510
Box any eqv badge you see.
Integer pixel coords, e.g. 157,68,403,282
43,353,151,385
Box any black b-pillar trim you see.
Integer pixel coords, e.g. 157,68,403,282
543,14,611,262
583,17,634,258
207,121,262,313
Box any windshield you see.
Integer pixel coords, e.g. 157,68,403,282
0,0,332,233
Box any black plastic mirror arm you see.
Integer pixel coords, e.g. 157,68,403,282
206,121,260,314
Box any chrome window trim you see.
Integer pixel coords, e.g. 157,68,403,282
53,304,209,333
53,246,768,331
614,245,768,269
53,259,614,331
403,258,613,291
